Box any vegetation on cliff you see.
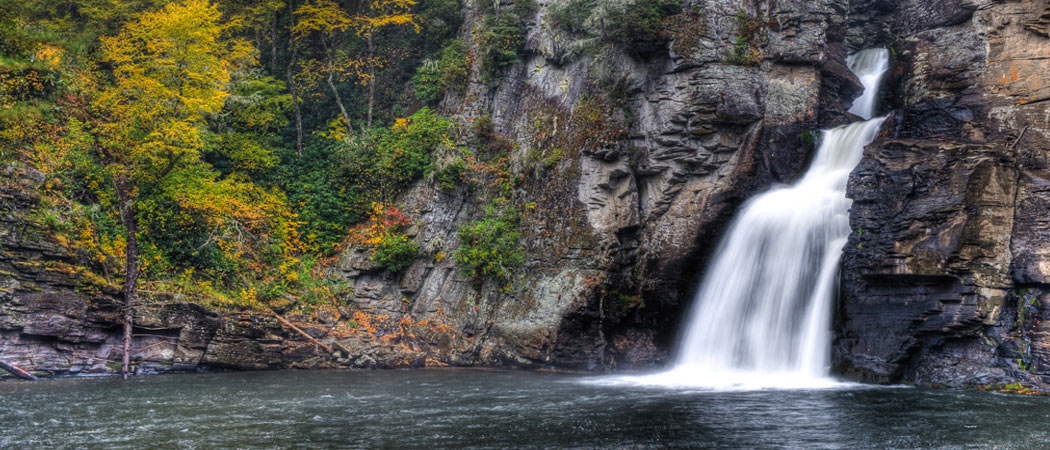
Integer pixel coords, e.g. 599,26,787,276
0,0,472,372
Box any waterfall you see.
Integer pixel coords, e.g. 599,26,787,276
592,49,890,390
847,48,890,120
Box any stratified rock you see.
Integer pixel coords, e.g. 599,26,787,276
836,0,1050,389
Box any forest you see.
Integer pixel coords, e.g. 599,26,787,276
0,0,489,371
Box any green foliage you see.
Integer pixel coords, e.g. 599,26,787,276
342,106,452,201
549,0,596,34
454,204,524,285
372,233,420,272
723,9,763,66
435,156,467,192
276,107,452,251
605,0,681,49
412,39,470,102
411,60,444,102
0,0,467,316
274,139,360,251
801,129,817,148
205,75,290,177
514,0,540,19
477,13,525,82
417,0,464,54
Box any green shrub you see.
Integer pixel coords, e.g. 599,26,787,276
477,13,525,82
276,139,361,251
340,106,453,205
277,108,452,252
412,40,471,102
411,60,444,103
605,0,681,49
549,0,597,34
372,234,420,272
454,205,524,284
723,9,763,66
435,156,467,192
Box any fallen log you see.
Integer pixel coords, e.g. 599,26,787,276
0,360,39,380
267,308,334,355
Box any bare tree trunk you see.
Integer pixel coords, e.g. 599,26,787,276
323,40,354,136
327,71,355,136
271,10,279,73
115,175,139,380
287,48,304,156
287,0,304,155
366,34,375,128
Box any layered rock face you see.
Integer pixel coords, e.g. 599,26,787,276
7,0,1046,385
836,0,1050,387
328,0,864,370
3,0,866,377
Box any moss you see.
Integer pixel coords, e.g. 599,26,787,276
801,129,817,148
977,383,1048,396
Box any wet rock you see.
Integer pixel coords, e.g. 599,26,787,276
836,0,1050,389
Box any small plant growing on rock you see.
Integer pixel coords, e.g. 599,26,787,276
454,204,524,286
372,234,420,272
412,40,472,103
476,13,526,82
723,9,763,66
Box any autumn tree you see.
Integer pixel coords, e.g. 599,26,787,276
354,0,420,127
93,0,252,378
292,0,419,133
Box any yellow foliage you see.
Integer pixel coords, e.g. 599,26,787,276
97,0,254,180
33,45,64,69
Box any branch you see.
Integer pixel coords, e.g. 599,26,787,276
267,307,335,355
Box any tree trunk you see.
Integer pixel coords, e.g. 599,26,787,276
287,41,304,156
287,0,304,155
115,175,139,380
327,70,354,136
323,39,354,136
271,10,279,74
0,360,38,380
366,34,376,129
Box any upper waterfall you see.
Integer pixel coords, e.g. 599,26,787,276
847,48,890,119
590,49,890,390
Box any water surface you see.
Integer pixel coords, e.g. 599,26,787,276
2,370,1050,449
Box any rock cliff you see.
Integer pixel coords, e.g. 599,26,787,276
3,0,1048,387
326,0,862,370
837,0,1050,388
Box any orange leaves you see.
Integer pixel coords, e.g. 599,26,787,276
346,201,411,247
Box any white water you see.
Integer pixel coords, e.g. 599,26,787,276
847,48,890,119
591,50,890,391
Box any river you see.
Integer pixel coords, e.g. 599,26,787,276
2,370,1049,449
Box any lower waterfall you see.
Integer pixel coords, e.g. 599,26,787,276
593,49,891,390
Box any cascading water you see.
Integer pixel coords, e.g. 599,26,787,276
847,48,890,120
593,49,891,390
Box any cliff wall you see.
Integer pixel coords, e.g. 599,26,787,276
837,0,1050,388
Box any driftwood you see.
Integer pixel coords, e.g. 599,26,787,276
267,308,334,354
0,360,39,380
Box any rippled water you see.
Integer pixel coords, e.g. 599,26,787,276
3,370,1050,449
